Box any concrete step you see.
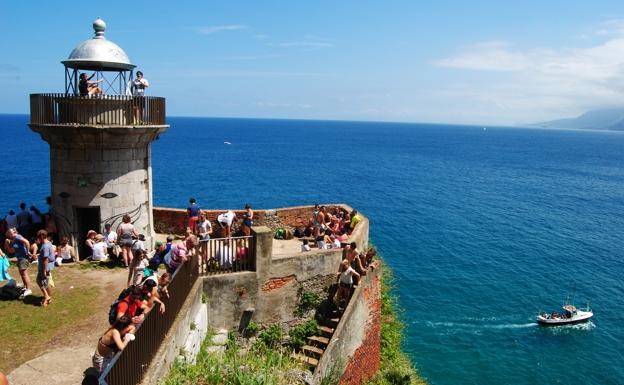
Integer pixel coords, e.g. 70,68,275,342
307,335,330,348
292,352,319,369
318,326,334,338
326,317,340,328
302,344,324,359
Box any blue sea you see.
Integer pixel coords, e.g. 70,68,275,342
1,114,623,385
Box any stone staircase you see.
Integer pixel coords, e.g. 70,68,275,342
292,309,342,370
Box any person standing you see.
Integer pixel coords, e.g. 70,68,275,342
117,215,138,267
16,203,32,240
5,210,17,230
132,70,149,123
217,210,236,238
186,198,201,234
6,228,32,296
36,230,54,307
242,204,254,236
132,71,149,96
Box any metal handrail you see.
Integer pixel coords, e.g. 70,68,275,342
29,93,166,126
199,235,256,275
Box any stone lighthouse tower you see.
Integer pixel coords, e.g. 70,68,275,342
29,19,168,257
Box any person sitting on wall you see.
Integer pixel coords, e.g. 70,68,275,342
79,73,103,96
347,209,361,235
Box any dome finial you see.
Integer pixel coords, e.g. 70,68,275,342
93,18,106,39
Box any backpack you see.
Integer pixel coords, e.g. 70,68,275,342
274,228,285,239
108,286,134,325
0,285,22,301
293,227,304,238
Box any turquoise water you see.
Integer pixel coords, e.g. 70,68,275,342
2,115,623,385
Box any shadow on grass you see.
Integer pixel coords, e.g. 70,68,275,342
77,260,124,270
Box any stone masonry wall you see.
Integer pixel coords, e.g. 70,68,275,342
153,204,354,236
313,261,382,384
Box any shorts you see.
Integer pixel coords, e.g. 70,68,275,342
199,234,210,241
339,282,352,289
120,238,133,247
243,219,253,227
17,258,30,270
92,352,113,373
37,272,49,289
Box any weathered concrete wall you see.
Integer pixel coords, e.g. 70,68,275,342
197,216,370,330
142,277,204,385
203,272,258,330
314,261,382,385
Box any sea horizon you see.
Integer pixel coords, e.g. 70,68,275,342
1,114,623,385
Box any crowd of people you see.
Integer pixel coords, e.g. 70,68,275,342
1,202,60,302
299,205,360,252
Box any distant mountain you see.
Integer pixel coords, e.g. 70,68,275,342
533,108,624,131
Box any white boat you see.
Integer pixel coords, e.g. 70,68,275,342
537,304,593,326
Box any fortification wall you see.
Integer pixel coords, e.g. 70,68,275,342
153,204,359,235
314,261,382,385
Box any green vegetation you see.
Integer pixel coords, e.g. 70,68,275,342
365,263,428,385
257,324,284,348
161,328,303,385
244,321,259,337
288,319,319,350
294,290,321,317
0,264,119,373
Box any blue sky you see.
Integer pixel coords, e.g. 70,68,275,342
2,0,624,125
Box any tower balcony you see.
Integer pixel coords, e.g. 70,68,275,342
29,93,166,126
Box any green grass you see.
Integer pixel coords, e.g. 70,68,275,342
160,328,304,385
365,261,428,385
0,267,102,373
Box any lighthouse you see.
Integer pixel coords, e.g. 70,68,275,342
28,18,168,258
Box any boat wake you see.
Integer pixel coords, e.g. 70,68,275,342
423,321,537,331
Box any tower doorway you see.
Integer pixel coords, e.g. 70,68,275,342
75,206,101,260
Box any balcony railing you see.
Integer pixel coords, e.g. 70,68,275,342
98,234,257,385
199,235,256,275
30,93,166,126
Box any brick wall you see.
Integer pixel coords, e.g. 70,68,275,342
153,204,353,236
339,273,381,385
313,261,382,384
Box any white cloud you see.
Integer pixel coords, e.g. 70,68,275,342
430,22,624,124
194,25,247,35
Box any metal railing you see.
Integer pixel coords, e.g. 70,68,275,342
98,234,256,385
99,253,199,385
30,93,166,126
199,235,256,275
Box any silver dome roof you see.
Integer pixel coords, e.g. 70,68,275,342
62,19,135,71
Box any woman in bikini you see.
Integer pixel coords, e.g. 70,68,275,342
92,315,134,373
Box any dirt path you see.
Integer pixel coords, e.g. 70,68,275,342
2,263,127,385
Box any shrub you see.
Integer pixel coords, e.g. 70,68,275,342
258,324,284,348
294,290,321,317
244,321,259,337
289,319,319,350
